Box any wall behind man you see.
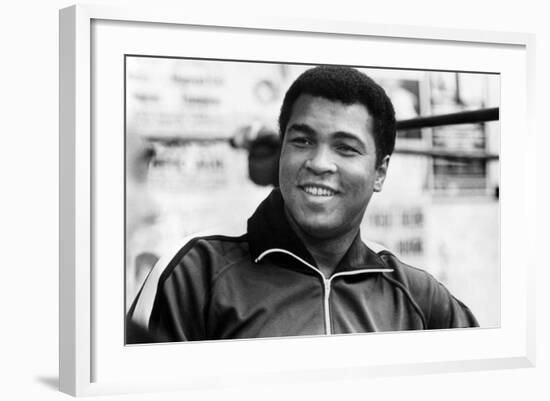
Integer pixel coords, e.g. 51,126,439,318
0,0,547,400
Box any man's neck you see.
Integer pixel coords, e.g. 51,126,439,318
305,232,358,278
284,209,359,278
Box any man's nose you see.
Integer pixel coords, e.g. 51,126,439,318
304,146,337,174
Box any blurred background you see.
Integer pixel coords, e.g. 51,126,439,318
125,57,500,328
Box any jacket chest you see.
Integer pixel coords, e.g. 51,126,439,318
207,267,423,339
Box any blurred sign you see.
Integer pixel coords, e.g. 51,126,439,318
148,142,231,190
126,57,287,139
363,201,426,267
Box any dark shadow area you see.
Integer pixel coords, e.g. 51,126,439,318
35,376,58,391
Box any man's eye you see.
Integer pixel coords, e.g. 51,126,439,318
290,137,312,147
335,143,360,155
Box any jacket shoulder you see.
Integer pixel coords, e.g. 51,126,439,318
377,250,437,293
160,234,250,282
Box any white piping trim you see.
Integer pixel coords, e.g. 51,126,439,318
255,248,318,270
255,248,394,335
330,268,394,278
130,243,182,329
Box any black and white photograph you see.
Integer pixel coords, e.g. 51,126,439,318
3,0,543,399
124,57,500,344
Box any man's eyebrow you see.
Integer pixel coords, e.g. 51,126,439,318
287,125,368,150
332,131,365,143
286,123,316,136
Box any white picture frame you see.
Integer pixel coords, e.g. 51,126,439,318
59,4,536,397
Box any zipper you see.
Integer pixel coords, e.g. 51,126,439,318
255,248,394,335
322,279,331,334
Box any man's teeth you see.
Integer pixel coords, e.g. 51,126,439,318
303,186,335,196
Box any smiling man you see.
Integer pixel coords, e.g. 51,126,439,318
127,66,478,343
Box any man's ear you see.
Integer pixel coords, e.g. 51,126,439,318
373,155,390,192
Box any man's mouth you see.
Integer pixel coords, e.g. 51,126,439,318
300,184,337,197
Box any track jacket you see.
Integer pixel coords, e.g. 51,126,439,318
127,189,478,343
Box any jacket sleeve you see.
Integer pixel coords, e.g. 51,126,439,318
424,279,479,329
142,240,218,342
382,252,480,330
147,243,212,342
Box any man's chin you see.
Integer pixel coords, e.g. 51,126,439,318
297,219,345,240
284,205,350,241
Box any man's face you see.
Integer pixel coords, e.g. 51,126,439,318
279,94,389,240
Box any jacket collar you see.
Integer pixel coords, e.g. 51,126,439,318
247,189,387,274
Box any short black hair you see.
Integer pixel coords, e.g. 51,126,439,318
278,65,396,165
